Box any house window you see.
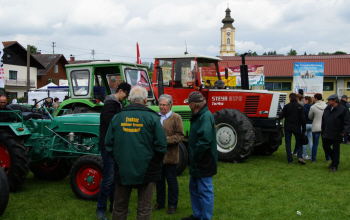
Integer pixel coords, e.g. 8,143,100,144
9,70,17,80
347,82,350,90
323,82,334,91
265,82,291,91
54,65,58,73
227,38,230,45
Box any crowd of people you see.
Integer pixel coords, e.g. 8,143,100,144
280,91,350,172
97,85,217,220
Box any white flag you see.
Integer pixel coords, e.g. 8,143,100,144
0,43,4,88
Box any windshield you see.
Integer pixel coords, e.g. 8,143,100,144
124,68,153,98
71,70,90,96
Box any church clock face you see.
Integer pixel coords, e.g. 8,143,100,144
227,32,230,36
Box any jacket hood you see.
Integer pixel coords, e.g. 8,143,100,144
314,100,327,110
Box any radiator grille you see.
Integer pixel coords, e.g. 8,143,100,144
175,111,192,121
277,94,287,115
244,96,259,115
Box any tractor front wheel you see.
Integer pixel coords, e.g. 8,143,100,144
30,158,72,181
0,167,9,216
0,133,29,191
214,109,255,162
70,155,102,200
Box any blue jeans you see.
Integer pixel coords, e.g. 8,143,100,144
302,124,313,158
156,164,179,208
311,132,321,161
96,148,115,212
189,176,214,220
285,129,303,162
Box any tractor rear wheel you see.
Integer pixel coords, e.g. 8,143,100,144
0,133,29,191
176,142,188,176
70,155,102,200
0,167,9,216
254,129,283,155
30,158,72,181
214,109,255,162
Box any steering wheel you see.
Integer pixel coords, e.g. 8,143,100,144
31,97,53,112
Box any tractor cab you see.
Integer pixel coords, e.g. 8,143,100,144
153,54,221,105
55,61,154,116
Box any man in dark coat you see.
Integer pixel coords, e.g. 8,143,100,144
105,86,167,220
182,91,217,220
322,94,350,171
279,93,306,164
96,82,131,220
340,95,350,109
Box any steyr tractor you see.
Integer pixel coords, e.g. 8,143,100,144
153,54,286,162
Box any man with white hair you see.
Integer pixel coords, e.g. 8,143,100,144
105,86,167,220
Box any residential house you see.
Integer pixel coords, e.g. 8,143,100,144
2,41,44,99
33,54,68,88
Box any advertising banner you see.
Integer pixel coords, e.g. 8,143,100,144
293,62,324,95
0,43,4,88
202,65,264,87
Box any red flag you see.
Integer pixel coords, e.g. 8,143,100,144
136,42,142,64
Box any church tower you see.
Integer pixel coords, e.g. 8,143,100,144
220,8,236,56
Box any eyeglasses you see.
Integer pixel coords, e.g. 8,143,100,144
159,104,169,107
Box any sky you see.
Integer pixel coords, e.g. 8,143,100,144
0,0,349,63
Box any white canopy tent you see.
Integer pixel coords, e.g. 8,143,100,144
28,83,68,105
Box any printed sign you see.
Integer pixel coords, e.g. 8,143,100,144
201,65,264,87
293,62,324,95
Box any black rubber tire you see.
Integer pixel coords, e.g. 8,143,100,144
214,109,255,162
30,159,72,181
70,155,103,200
0,133,29,192
0,167,9,216
253,129,283,156
176,142,188,176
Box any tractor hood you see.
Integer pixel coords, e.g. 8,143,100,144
53,113,100,136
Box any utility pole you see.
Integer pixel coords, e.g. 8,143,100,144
91,49,95,60
52,42,56,54
26,45,31,99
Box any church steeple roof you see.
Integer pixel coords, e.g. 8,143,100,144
222,8,234,28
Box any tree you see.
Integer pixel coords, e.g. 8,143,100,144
333,51,347,55
28,45,37,54
287,49,297,56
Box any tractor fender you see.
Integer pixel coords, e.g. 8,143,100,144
0,123,31,136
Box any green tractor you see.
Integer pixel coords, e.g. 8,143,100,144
0,61,190,200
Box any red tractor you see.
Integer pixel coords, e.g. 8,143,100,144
152,54,286,162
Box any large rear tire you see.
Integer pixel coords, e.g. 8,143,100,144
0,167,9,216
214,109,255,162
0,133,29,192
253,129,283,155
70,155,102,200
30,158,72,181
176,142,188,176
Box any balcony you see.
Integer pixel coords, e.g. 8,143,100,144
5,79,36,88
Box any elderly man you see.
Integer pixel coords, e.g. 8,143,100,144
105,86,167,220
0,95,15,122
96,82,131,220
322,94,350,171
182,91,217,220
155,94,184,214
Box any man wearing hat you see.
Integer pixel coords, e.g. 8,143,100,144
322,94,350,171
340,95,350,109
182,91,217,220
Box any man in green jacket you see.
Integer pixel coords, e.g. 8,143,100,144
182,91,217,220
105,86,167,220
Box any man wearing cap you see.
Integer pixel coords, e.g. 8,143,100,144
340,95,350,109
322,94,350,171
182,91,217,220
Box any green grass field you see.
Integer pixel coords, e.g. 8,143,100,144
3,143,350,220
